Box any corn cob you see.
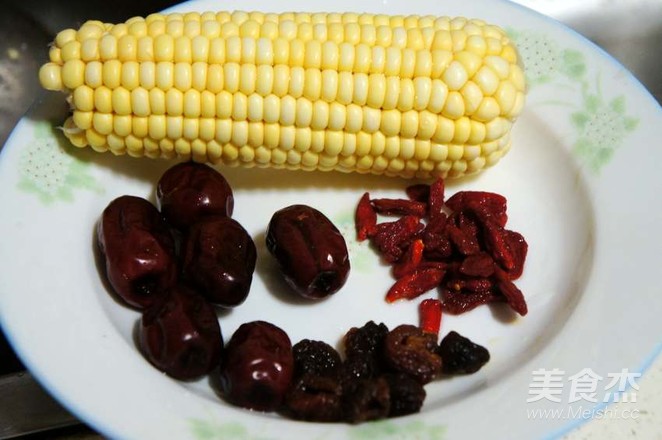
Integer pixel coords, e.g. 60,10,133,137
39,11,526,179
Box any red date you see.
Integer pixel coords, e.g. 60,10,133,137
219,321,294,412
156,162,234,230
266,205,350,299
97,195,177,310
138,285,222,380
182,216,256,308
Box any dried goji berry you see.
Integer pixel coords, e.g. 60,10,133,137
422,213,452,260
455,210,481,244
459,253,495,278
446,223,481,256
386,268,445,303
419,299,442,336
440,288,502,315
446,277,494,294
392,239,425,279
428,178,445,222
372,216,424,263
446,191,507,227
496,279,528,316
355,192,376,241
371,198,427,217
482,220,515,270
405,184,430,204
501,230,528,280
417,261,448,272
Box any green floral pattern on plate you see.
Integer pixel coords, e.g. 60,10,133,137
348,419,446,440
334,209,376,273
188,417,446,440
17,121,102,204
189,419,275,440
509,29,639,173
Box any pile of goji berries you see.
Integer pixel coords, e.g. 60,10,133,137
355,177,528,325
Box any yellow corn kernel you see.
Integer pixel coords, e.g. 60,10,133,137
383,76,400,110
73,85,94,112
336,71,353,105
461,81,484,115
56,28,77,48
92,112,113,135
113,115,132,137
247,93,263,122
453,117,471,144
155,61,174,90
223,63,240,93
121,61,140,90
174,62,192,90
232,93,248,120
166,88,184,115
454,51,482,78
380,110,401,137
148,115,167,139
397,79,414,112
442,91,465,119
112,87,132,115
400,49,416,78
362,107,381,133
72,110,93,130
413,77,432,111
131,87,151,117
93,86,112,113
39,63,63,90
200,90,215,117
401,110,419,138
99,34,118,61
328,102,346,130
62,59,85,89
239,64,256,95
367,74,386,109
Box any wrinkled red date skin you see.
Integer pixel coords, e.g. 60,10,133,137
220,321,294,412
139,285,223,380
266,205,350,299
156,162,234,230
182,216,257,308
97,195,177,310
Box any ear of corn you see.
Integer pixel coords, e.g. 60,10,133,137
39,11,526,179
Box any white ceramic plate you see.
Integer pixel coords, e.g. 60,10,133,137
1,0,661,439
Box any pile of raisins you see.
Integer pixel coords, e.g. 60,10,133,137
281,321,490,423
355,178,529,316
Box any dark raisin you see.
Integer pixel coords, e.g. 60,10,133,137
438,331,490,374
341,377,390,423
344,321,389,359
340,354,380,384
283,374,343,422
293,339,342,380
383,325,442,384
382,373,426,417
